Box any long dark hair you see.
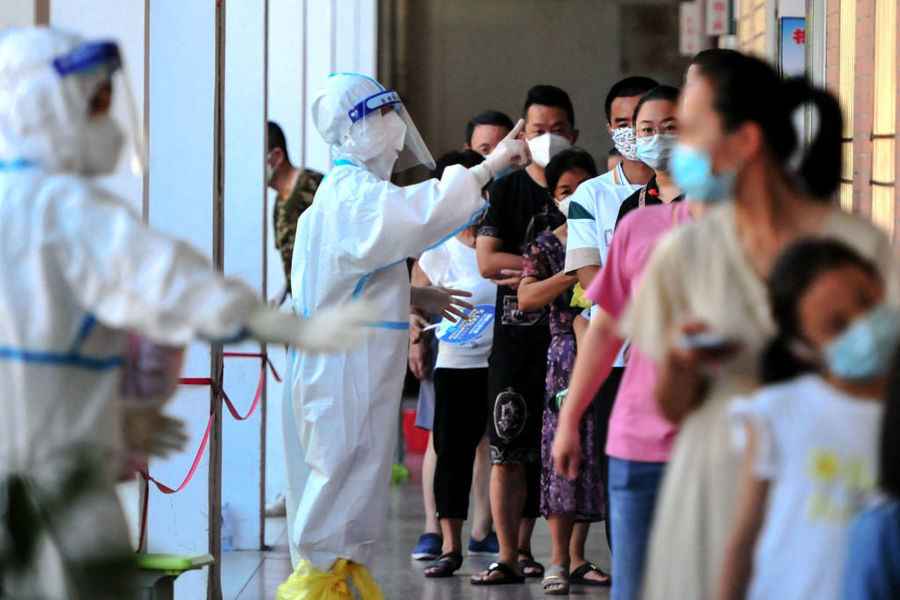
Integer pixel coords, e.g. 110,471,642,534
762,238,880,384
695,51,843,199
881,348,900,498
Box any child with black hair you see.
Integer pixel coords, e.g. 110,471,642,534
717,239,900,600
842,349,900,599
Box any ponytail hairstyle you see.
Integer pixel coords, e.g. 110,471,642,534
762,238,880,384
694,51,843,200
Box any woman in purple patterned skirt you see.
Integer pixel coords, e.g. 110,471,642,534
518,148,609,595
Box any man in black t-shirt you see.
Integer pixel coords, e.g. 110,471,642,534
473,85,578,585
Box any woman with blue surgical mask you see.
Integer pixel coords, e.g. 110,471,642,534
618,51,899,600
615,85,684,226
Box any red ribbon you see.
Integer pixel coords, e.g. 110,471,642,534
141,410,214,494
137,352,282,547
223,351,283,382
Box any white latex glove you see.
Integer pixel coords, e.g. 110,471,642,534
410,286,474,322
245,301,376,352
121,336,185,406
469,119,532,187
122,405,189,459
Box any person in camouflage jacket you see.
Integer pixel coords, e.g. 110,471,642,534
267,121,323,302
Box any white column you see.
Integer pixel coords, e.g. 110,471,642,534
222,0,267,552
146,2,216,598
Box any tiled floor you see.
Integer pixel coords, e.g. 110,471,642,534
223,464,612,600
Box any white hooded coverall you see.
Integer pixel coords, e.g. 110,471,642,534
284,73,488,573
0,28,361,598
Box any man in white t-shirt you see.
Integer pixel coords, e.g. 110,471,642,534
562,75,658,555
564,76,659,285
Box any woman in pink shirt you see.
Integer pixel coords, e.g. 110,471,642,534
552,85,702,600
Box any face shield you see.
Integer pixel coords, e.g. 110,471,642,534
52,40,146,176
346,88,435,174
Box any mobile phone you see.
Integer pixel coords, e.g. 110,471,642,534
677,332,736,352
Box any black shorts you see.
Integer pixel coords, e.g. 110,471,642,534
487,331,550,465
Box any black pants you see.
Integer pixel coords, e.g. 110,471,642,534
432,367,490,519
486,334,549,519
594,366,625,552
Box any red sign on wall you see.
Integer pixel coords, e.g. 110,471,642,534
681,1,703,56
706,0,728,36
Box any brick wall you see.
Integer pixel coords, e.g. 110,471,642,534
824,0,840,93
895,13,900,239
851,0,875,218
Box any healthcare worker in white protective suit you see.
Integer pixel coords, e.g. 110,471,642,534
0,28,371,599
278,73,531,599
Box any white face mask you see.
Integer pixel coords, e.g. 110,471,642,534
636,133,678,172
81,115,124,176
265,163,275,185
556,197,571,218
527,133,571,168
352,110,408,180
611,127,638,161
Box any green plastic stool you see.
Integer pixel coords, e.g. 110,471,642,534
136,553,214,600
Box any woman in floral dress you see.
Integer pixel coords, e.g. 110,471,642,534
518,148,608,594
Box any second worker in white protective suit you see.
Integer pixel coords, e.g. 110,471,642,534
0,28,372,599
278,73,530,598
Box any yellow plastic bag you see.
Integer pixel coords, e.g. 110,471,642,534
570,283,592,309
276,559,384,600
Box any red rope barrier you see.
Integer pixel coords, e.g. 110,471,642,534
141,411,214,494
137,351,282,547
223,351,282,382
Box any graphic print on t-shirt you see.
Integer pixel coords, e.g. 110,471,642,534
501,295,546,327
436,304,495,345
806,448,876,522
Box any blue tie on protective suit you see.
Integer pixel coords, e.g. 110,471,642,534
280,73,530,598
0,28,372,599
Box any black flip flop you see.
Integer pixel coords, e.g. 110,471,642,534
424,552,463,578
517,548,545,578
470,561,526,586
570,562,611,587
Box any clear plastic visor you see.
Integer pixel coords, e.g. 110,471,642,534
348,89,435,173
54,40,146,176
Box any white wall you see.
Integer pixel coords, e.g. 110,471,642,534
50,0,145,214
0,1,38,28
222,0,267,552
146,2,216,597
778,0,805,17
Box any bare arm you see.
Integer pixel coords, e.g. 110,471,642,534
717,424,769,600
408,261,432,378
517,273,577,312
575,265,600,290
476,235,524,280
654,321,738,424
553,308,624,479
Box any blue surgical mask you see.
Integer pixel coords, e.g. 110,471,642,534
670,143,736,203
636,134,678,172
824,304,900,381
